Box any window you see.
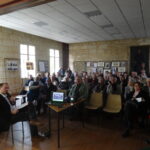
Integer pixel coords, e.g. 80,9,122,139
49,49,60,75
20,44,36,78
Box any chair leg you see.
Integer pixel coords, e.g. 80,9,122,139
22,122,24,142
11,125,14,145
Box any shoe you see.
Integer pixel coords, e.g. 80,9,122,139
38,131,45,137
122,129,130,138
38,131,50,138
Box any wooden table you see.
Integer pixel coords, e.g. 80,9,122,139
47,99,85,148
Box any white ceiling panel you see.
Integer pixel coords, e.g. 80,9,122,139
92,0,135,38
116,0,146,38
142,0,150,36
104,26,120,34
74,3,97,13
90,15,110,26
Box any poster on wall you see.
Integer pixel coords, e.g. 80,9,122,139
104,69,111,76
86,62,90,67
26,62,34,70
97,67,104,73
38,60,49,72
118,67,126,73
98,62,104,67
104,62,111,69
112,62,120,67
94,62,98,67
6,59,19,71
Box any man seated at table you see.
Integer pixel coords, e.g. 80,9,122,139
0,83,27,132
68,76,88,101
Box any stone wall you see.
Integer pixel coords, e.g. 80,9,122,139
69,38,150,72
0,26,62,94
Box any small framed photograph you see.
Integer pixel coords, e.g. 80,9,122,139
118,67,126,72
104,69,111,75
98,62,104,67
104,62,111,68
112,62,120,67
97,67,104,73
94,62,98,67
111,67,118,74
26,62,34,70
5,59,19,71
90,62,94,67
86,62,90,67
120,61,127,67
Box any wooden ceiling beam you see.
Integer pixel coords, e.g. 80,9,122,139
0,0,56,15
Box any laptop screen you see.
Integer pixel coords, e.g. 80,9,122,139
52,92,64,102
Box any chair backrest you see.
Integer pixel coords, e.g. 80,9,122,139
104,94,121,113
89,92,103,107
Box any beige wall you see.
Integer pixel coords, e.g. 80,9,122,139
0,26,62,94
69,38,150,72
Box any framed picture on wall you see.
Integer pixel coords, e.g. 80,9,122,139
120,61,127,67
112,62,120,67
104,62,111,68
5,59,19,71
90,62,94,67
94,62,98,67
86,62,90,67
118,67,126,73
38,60,49,72
98,62,104,67
111,67,118,74
104,69,111,75
26,62,34,70
97,67,104,73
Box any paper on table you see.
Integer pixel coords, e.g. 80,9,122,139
136,97,142,102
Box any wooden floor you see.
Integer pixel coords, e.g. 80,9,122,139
0,113,150,150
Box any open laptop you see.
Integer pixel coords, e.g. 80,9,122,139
51,92,64,106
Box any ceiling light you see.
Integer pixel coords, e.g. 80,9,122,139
84,10,101,18
33,21,48,27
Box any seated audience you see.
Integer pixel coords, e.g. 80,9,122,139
106,75,122,94
68,76,88,101
93,76,106,93
25,75,34,86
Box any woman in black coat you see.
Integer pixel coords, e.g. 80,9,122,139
122,82,149,137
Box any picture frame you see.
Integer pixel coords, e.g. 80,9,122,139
98,62,104,67
5,59,19,71
26,62,34,70
111,67,118,74
120,61,127,67
94,62,97,67
97,67,104,73
112,62,120,67
104,69,111,75
38,60,49,72
90,62,94,67
104,62,111,68
86,62,90,67
118,67,126,72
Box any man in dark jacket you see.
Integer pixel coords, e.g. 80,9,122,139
0,83,18,132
